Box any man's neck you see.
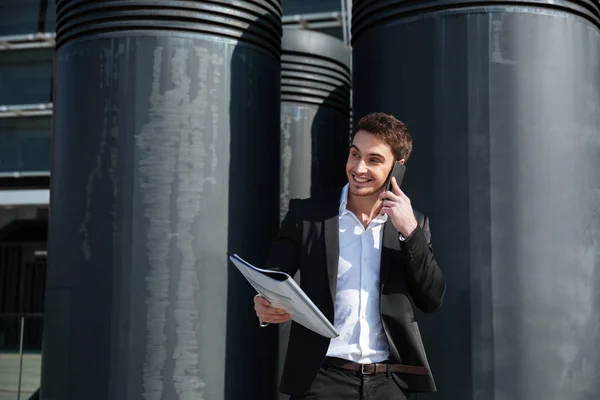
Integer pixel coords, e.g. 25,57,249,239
346,190,383,228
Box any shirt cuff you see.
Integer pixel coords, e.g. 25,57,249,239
399,225,419,242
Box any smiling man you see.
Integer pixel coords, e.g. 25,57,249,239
256,112,446,400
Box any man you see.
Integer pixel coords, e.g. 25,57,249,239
255,112,446,399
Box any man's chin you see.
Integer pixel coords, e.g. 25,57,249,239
348,185,377,197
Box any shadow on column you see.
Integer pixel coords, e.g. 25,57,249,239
226,5,282,400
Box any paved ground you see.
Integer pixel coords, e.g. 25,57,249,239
0,353,41,400
0,392,36,400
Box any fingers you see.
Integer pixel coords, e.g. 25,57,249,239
257,308,291,324
391,177,402,196
260,313,292,324
379,183,409,203
254,295,271,307
381,200,396,209
378,189,399,202
254,295,291,324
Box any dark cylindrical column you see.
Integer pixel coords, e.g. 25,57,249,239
352,1,600,399
277,28,351,400
279,28,351,219
42,2,282,400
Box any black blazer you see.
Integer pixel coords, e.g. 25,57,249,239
264,187,446,396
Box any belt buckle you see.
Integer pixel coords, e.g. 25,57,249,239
361,364,372,375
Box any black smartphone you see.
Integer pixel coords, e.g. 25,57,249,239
384,161,406,193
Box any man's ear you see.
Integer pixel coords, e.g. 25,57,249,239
399,159,406,165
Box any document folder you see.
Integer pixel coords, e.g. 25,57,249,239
229,253,339,338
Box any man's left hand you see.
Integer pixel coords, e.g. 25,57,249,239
379,176,418,238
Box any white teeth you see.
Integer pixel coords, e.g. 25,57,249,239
353,175,369,183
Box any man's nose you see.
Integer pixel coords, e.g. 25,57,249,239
355,160,367,173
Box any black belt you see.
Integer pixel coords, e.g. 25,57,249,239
324,357,429,375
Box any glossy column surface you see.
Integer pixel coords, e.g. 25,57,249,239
279,28,351,219
42,1,282,399
352,1,600,399
277,28,351,400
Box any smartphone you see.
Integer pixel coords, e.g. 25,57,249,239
384,161,406,193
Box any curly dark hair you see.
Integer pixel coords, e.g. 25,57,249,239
352,112,412,161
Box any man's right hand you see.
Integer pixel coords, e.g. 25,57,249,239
254,295,291,324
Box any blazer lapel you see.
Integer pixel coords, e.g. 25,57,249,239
324,214,339,308
380,219,400,289
322,187,343,309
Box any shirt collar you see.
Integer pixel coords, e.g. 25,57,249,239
339,183,388,223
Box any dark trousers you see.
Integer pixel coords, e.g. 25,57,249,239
289,365,410,400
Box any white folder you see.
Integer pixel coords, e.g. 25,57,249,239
229,253,339,338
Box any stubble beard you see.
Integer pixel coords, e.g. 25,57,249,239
348,182,385,201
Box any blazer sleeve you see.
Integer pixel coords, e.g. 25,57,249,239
263,198,301,277
400,215,446,313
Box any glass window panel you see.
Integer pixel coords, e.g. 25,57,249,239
0,0,43,36
0,48,53,106
283,0,342,16
0,117,51,174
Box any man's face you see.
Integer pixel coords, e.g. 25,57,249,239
346,130,396,197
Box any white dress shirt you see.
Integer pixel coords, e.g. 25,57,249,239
325,184,390,363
